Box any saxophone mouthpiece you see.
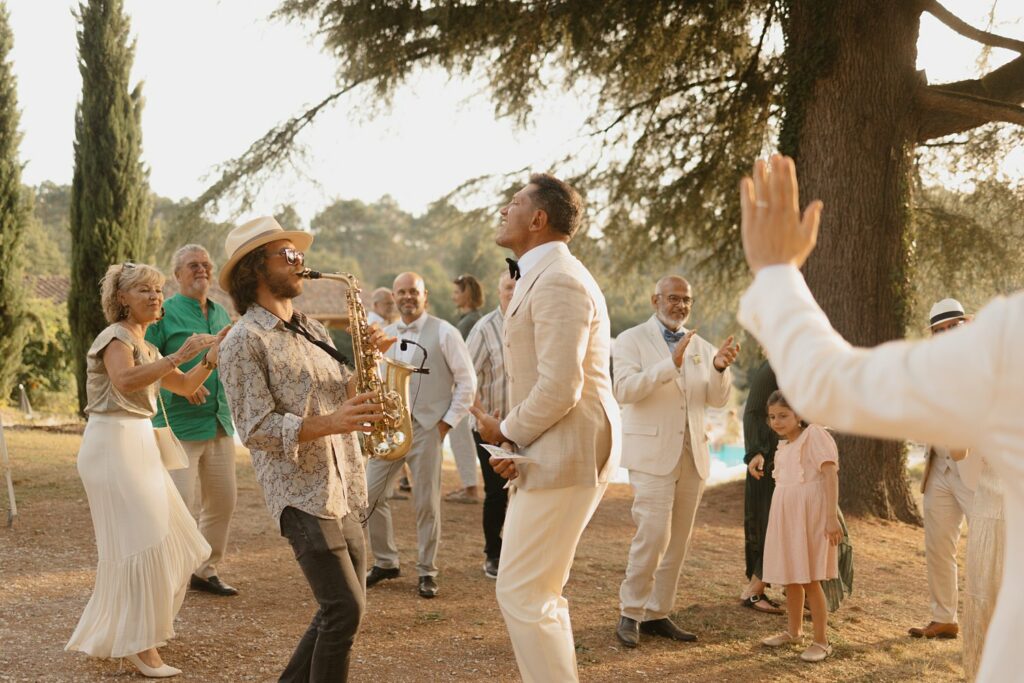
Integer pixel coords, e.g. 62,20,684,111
300,269,322,279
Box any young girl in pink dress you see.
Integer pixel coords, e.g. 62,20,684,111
760,391,843,662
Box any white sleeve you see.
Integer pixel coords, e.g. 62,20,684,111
737,265,1004,448
439,322,478,428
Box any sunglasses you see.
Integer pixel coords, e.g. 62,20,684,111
271,247,305,266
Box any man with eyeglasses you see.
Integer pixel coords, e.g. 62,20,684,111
145,244,238,597
612,275,739,647
908,298,981,641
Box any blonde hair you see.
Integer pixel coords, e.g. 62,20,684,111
100,263,166,323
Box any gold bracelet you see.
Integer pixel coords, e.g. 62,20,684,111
201,355,217,371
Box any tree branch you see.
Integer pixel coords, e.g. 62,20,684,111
917,54,1024,141
925,1,1024,53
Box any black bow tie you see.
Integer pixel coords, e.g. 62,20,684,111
506,257,521,281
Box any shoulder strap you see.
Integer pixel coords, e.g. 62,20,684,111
282,316,351,368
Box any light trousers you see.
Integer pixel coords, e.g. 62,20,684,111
619,446,704,622
448,416,479,488
496,483,607,683
169,432,237,579
923,464,974,623
365,420,443,577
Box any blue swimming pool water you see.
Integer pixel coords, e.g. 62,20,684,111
710,443,746,467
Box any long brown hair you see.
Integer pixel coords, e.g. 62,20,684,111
227,248,268,314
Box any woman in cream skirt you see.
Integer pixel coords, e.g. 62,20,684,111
65,262,228,678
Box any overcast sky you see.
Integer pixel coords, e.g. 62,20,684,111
9,1,1023,224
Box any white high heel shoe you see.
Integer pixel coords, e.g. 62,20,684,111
126,653,182,678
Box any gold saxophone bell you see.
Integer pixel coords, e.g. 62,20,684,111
301,269,415,460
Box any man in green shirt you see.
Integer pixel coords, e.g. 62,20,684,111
146,244,238,597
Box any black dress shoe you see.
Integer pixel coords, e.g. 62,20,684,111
640,618,697,642
190,574,239,596
616,616,640,648
366,566,400,587
483,557,499,580
418,576,439,598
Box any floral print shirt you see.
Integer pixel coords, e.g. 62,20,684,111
219,304,366,523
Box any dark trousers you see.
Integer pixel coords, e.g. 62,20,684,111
279,507,366,682
473,430,509,561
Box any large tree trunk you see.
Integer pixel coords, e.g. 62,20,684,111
781,1,923,523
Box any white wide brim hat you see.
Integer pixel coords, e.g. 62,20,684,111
928,298,966,329
219,216,314,291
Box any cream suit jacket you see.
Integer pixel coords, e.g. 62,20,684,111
738,265,1024,683
612,315,731,479
502,243,621,490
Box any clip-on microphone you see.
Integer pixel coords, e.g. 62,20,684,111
399,339,431,374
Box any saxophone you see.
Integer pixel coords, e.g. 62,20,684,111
301,269,415,461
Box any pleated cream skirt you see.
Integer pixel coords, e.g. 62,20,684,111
66,414,211,658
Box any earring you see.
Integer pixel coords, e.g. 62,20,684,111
158,306,166,321
120,304,130,320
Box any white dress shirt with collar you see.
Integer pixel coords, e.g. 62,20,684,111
391,311,477,428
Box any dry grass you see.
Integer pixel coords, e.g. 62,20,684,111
0,427,966,682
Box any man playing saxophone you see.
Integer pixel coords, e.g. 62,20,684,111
218,217,393,682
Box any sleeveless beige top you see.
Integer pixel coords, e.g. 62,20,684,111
84,324,161,418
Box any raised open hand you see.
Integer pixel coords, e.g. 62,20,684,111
739,155,823,273
713,335,740,371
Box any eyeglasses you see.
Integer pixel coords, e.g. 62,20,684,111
656,294,694,306
271,248,305,266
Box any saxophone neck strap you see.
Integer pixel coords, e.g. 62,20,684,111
281,314,352,368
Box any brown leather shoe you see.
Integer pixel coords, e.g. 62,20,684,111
908,621,959,639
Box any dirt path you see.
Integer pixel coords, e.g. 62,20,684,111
0,429,965,681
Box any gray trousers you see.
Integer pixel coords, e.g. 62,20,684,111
169,431,237,579
448,416,479,488
365,419,443,577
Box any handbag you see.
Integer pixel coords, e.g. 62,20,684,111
154,390,189,470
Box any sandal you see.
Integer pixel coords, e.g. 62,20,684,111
741,594,785,614
761,631,801,647
799,641,833,662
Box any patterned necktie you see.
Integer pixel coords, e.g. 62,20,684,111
505,257,521,281
662,328,686,344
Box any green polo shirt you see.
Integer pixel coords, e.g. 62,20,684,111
145,294,235,441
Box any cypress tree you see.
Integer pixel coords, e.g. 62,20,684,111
0,2,28,403
68,0,151,412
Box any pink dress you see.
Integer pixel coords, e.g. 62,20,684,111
762,424,839,585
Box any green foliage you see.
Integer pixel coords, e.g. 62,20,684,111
0,3,28,401
68,0,152,411
15,297,75,412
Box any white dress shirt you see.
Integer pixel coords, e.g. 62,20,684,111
391,311,477,428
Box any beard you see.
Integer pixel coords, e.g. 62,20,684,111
266,269,302,299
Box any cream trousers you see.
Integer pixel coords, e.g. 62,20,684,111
496,483,607,683
169,433,237,580
923,463,974,623
619,446,704,621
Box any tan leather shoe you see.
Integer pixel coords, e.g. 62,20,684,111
908,621,959,639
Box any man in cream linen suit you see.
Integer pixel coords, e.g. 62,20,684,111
736,155,1024,683
473,173,621,683
613,275,737,647
909,298,981,640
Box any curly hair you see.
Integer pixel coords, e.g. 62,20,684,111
99,263,165,323
453,274,484,310
227,247,268,314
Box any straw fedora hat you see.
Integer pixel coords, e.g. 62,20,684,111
219,216,314,291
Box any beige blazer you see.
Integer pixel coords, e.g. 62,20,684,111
613,316,731,479
502,243,621,490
